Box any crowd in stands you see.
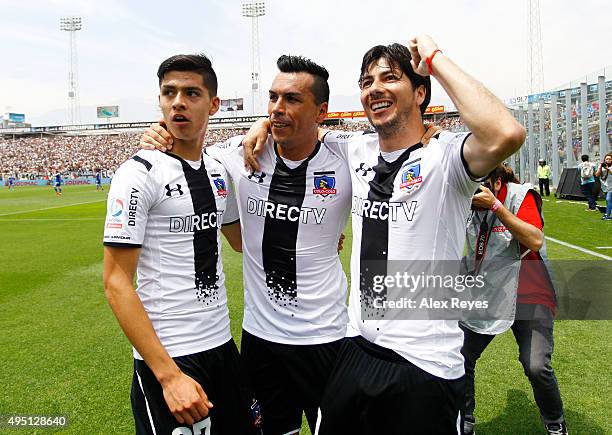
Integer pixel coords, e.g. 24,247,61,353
0,117,466,179
438,116,466,131
0,133,142,179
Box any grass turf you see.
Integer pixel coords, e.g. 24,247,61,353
0,185,610,434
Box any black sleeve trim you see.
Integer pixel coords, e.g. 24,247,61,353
321,131,331,143
103,242,143,248
132,155,152,172
222,219,240,227
459,133,488,182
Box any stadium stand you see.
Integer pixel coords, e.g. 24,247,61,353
0,118,467,179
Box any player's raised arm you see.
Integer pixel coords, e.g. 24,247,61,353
408,35,525,178
103,246,213,425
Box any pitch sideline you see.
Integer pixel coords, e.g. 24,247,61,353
545,236,612,260
0,199,106,217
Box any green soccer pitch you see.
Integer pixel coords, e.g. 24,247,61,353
1,184,610,434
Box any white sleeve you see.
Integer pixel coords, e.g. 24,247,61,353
103,155,156,248
321,130,361,162
204,136,245,178
438,130,480,198
223,173,240,225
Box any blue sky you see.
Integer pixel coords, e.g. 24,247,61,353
1,0,610,125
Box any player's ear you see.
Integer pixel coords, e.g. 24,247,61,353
316,102,328,125
415,85,426,108
209,96,220,116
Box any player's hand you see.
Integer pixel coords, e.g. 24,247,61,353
408,34,440,76
140,120,174,152
472,185,496,210
161,372,213,425
337,233,346,253
243,118,271,172
421,122,441,145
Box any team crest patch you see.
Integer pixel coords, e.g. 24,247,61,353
313,174,336,196
213,178,228,197
399,163,423,191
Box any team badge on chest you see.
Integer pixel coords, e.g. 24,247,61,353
213,177,228,198
313,172,336,197
399,162,423,192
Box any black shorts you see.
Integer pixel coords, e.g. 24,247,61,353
316,336,464,435
241,329,343,435
131,338,262,435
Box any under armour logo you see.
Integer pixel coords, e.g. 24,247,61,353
355,163,373,176
248,171,267,183
165,184,184,196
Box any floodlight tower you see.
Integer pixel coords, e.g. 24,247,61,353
527,0,544,94
60,16,82,125
241,1,265,115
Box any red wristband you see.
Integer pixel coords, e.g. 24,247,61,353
425,49,442,75
490,199,502,212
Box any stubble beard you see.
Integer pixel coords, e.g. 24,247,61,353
371,109,411,140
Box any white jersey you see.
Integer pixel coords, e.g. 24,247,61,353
207,136,350,345
323,130,478,379
103,150,239,359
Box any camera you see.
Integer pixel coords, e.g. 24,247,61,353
471,181,492,210
473,181,492,195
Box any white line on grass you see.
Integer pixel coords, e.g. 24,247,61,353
0,200,105,217
553,200,590,206
545,236,612,260
595,247,612,250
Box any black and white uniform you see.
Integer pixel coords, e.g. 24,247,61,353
208,136,351,434
103,150,259,435
315,130,478,434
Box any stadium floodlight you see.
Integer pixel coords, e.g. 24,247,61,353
59,16,82,31
527,0,544,94
60,16,83,125
241,2,265,16
241,2,265,115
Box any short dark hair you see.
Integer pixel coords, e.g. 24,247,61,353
581,154,589,162
157,54,218,97
359,43,431,115
276,55,330,104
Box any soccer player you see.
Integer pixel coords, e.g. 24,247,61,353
95,169,104,191
103,54,260,435
8,175,15,191
318,34,525,434
242,35,525,433
54,172,62,196
141,55,352,435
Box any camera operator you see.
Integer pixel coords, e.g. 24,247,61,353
594,152,612,220
459,165,568,435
